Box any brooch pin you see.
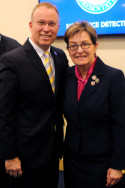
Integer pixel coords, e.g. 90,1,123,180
92,75,96,80
54,51,57,55
91,75,99,86
91,81,95,86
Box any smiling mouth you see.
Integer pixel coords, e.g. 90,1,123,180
76,55,87,58
40,35,51,38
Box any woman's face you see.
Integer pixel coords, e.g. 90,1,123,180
68,31,98,69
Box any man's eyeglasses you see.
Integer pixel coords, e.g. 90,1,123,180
67,43,93,51
34,21,58,28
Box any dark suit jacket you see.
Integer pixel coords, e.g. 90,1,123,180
0,34,21,57
62,57,125,170
0,39,68,169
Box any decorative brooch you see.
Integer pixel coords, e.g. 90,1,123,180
91,75,99,86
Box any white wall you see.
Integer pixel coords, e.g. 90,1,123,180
0,0,37,44
0,0,125,73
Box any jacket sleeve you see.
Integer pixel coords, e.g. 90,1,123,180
0,55,18,159
109,69,125,169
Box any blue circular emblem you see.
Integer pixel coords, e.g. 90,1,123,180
76,0,118,14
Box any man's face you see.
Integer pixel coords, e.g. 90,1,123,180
29,6,60,51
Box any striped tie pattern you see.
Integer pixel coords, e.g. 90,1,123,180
44,51,55,93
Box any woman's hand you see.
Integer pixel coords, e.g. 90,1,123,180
106,168,122,187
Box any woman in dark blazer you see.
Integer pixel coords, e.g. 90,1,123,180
62,21,125,188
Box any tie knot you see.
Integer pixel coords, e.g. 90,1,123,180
44,51,50,57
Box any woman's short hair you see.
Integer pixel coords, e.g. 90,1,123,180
64,21,98,46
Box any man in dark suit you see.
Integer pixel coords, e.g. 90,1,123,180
0,2,68,188
0,34,21,57
0,34,21,188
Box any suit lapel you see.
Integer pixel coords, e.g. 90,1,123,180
68,67,79,107
78,57,105,103
50,47,62,97
24,40,53,94
70,74,78,107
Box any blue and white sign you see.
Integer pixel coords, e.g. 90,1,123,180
76,0,118,14
39,0,125,36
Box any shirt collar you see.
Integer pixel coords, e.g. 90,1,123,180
75,56,97,82
29,37,50,58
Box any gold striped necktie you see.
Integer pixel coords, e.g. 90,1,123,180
44,51,55,93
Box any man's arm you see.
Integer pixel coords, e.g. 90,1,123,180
5,157,23,178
